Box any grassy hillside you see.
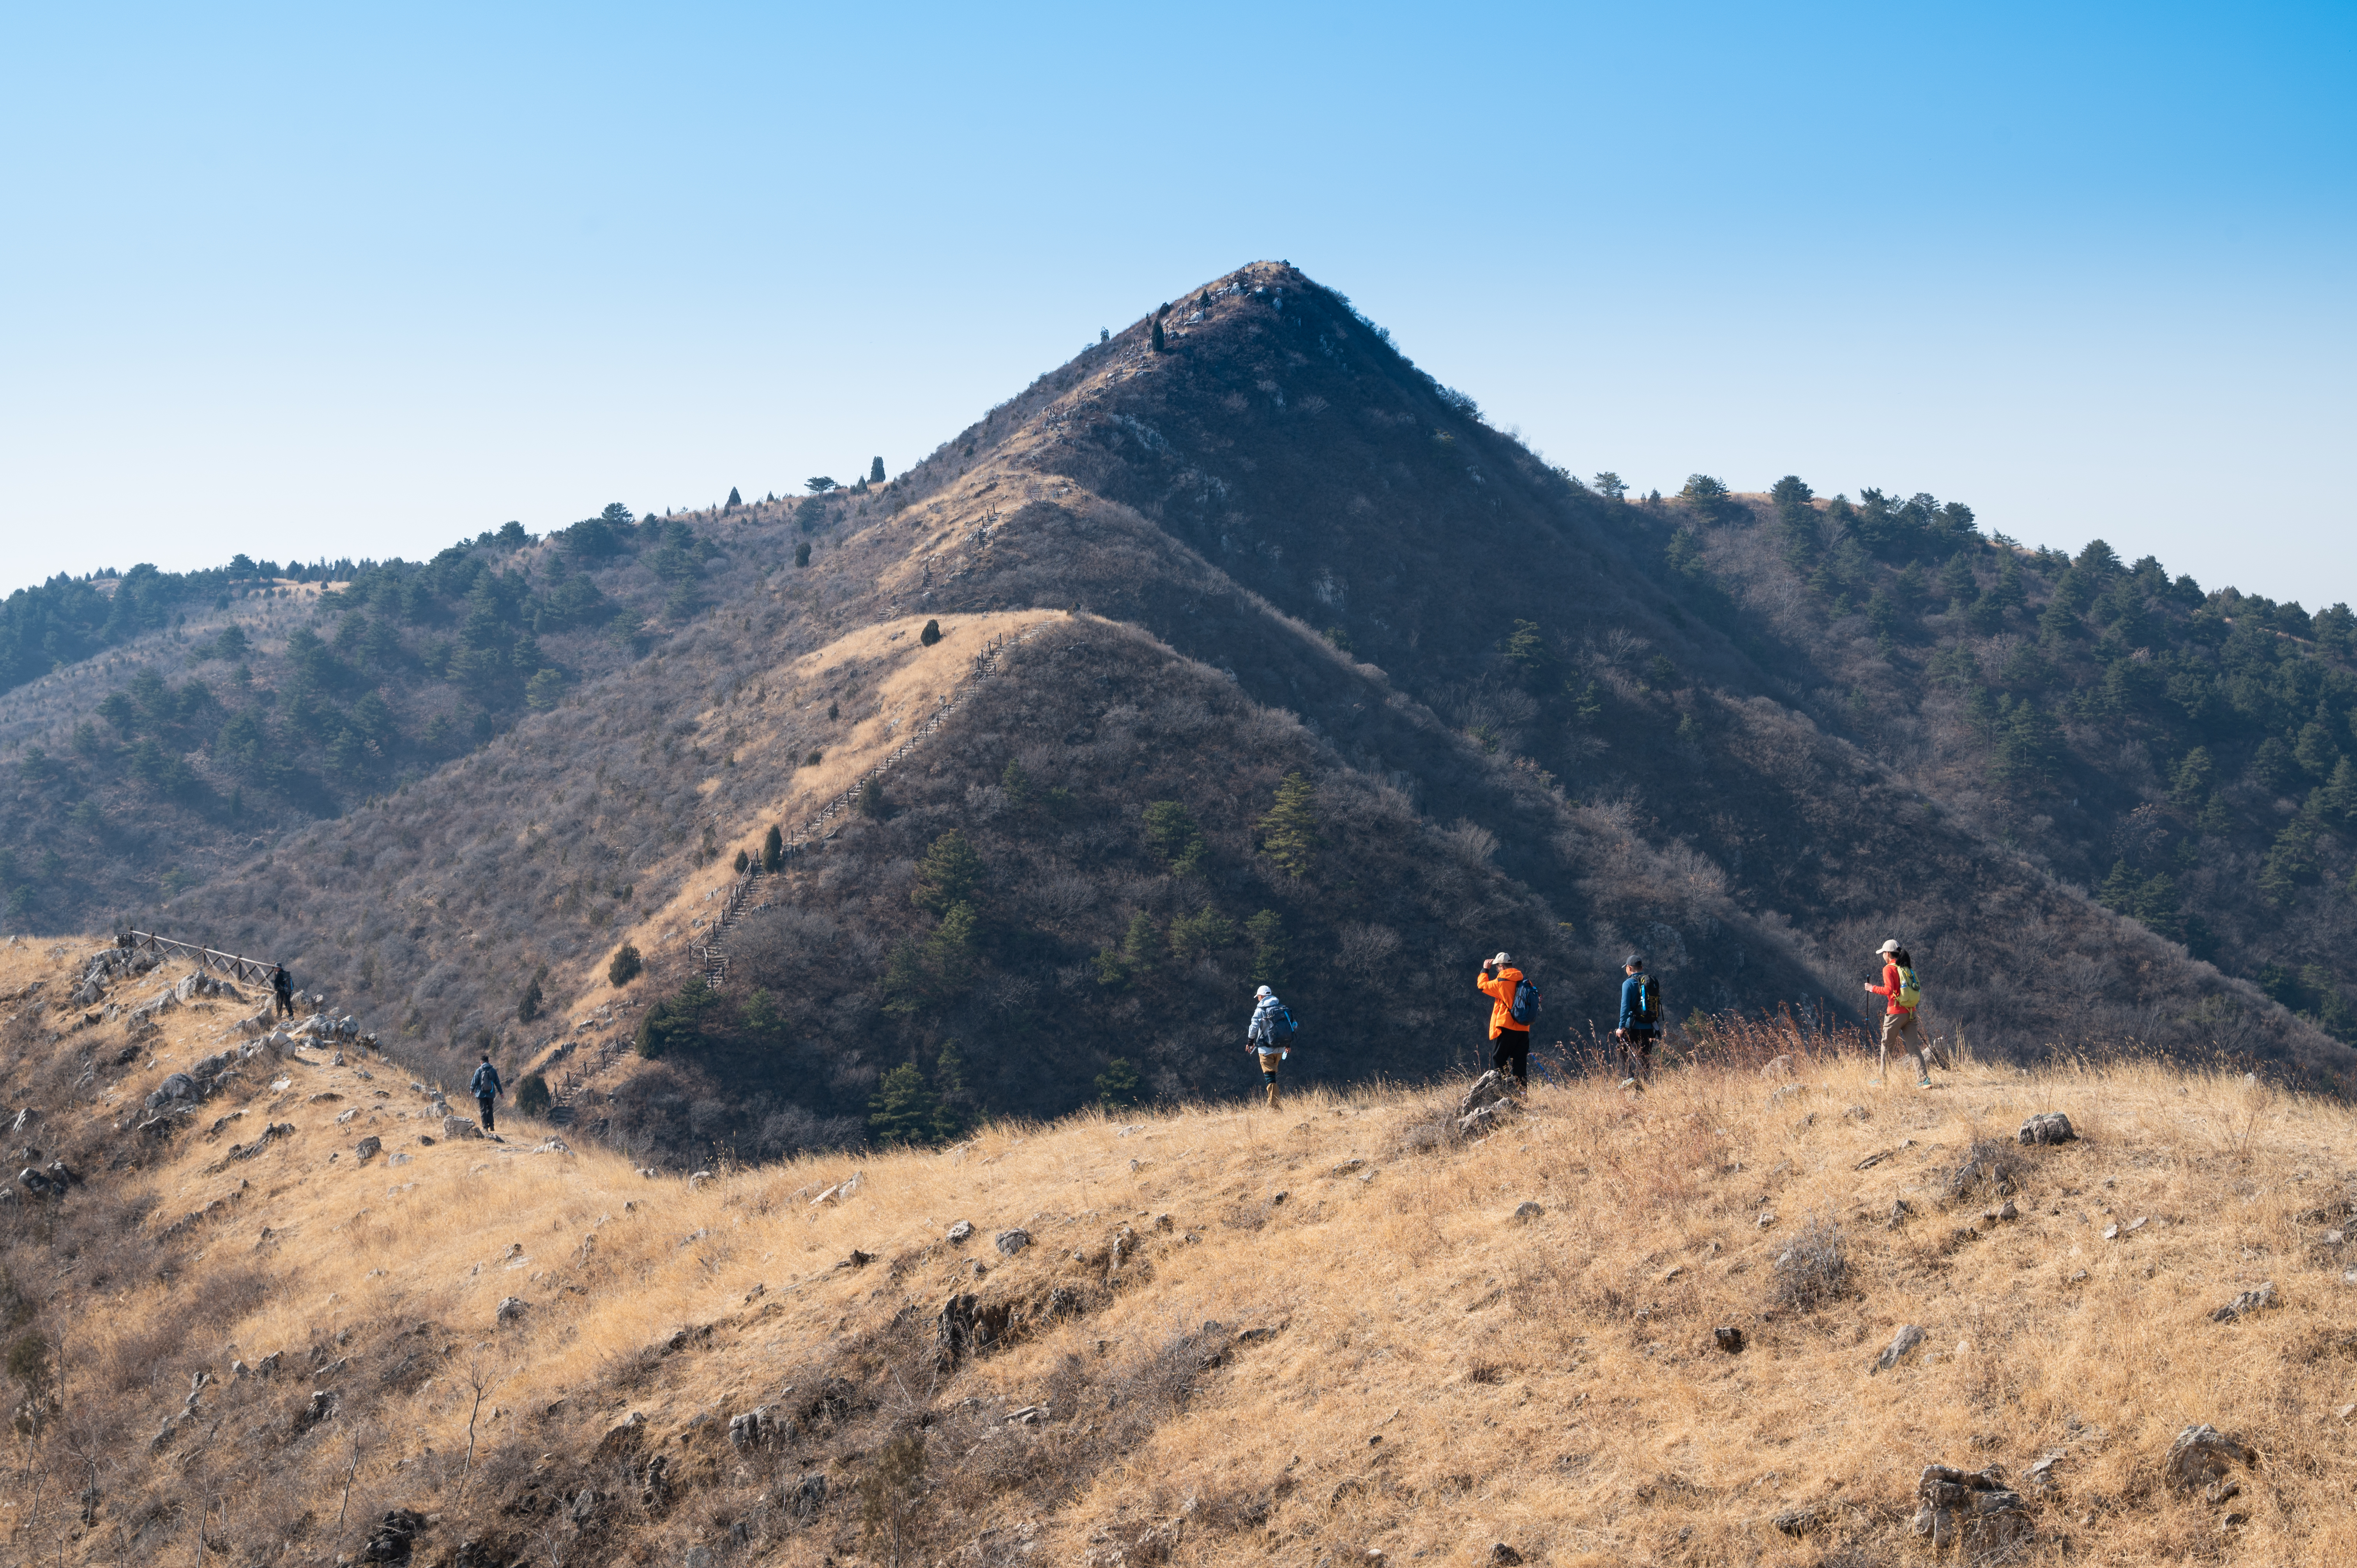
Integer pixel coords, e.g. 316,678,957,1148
0,260,2349,1163
5,937,2354,1566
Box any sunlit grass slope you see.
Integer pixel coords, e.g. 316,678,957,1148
3,936,2353,1566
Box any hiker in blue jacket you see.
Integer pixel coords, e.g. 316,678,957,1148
470,1053,504,1134
1246,984,1292,1108
1615,955,1661,1086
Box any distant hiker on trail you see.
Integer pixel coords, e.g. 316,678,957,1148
271,964,294,1021
1615,954,1661,1086
1476,952,1536,1089
1246,984,1295,1107
471,1053,504,1133
1865,939,1929,1087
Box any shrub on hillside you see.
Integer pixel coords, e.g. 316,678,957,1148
607,943,642,987
1772,1211,1849,1311
516,1072,551,1115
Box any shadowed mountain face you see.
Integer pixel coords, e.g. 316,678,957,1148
3,261,2348,1161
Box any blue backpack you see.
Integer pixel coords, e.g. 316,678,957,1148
1265,1003,1297,1045
1510,978,1542,1026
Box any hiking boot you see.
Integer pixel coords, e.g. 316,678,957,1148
1916,1078,1933,1089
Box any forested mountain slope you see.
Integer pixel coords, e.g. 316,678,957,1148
0,261,2348,1165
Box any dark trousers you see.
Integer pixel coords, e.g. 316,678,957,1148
1492,1029,1530,1087
1621,1029,1658,1077
477,1093,496,1133
274,991,294,1019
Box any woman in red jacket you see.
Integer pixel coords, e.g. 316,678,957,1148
1864,939,1926,1087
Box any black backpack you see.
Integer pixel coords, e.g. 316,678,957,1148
1631,975,1659,1026
1509,977,1542,1026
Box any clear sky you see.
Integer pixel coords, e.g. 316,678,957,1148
5,3,2351,606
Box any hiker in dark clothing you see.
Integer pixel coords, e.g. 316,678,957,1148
1615,955,1661,1085
1476,952,1534,1089
471,1053,503,1134
272,964,295,1020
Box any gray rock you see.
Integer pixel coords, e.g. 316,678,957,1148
442,1115,484,1141
994,1228,1032,1257
689,1169,714,1189
728,1407,777,1451
2211,1281,2278,1322
496,1296,528,1324
1458,1070,1517,1118
2019,1112,2076,1146
790,1471,827,1518
1512,1201,1543,1222
1713,1326,1745,1354
1912,1465,2027,1554
685,1549,714,1568
2166,1425,2253,1494
947,1220,974,1244
1457,1103,1514,1139
1771,1506,1818,1538
147,1072,199,1109
354,1137,382,1162
1488,1547,1524,1566
1874,1324,1927,1373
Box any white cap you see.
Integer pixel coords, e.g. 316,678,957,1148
1876,939,1901,954
1255,985,1272,998
1490,951,1512,966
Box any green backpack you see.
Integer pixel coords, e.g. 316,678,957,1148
1895,966,1922,1010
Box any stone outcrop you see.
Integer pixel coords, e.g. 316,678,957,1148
1912,1464,2029,1553
2018,1112,2076,1146
1873,1324,1926,1373
1456,1070,1521,1138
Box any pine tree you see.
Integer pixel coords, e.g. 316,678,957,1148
608,943,642,986
930,1041,970,1141
912,830,982,914
858,776,886,818
1095,1057,1142,1108
1119,911,1159,982
1258,772,1319,878
869,1063,939,1146
1141,800,1206,874
1246,909,1289,985
2098,859,2139,913
1988,702,2059,795
1150,318,1165,353
795,541,811,568
726,486,742,510
869,457,886,484
920,618,942,646
763,824,784,872
733,848,749,873
2170,747,2215,808
2321,756,2357,823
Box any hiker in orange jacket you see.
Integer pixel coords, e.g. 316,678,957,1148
1864,938,1928,1087
1475,952,1532,1089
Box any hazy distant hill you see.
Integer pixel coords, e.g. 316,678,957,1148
2,261,2350,1162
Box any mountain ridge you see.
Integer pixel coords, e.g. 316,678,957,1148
2,260,2352,1162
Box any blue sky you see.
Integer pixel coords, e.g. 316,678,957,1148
5,3,2351,606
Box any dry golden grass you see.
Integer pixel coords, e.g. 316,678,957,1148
5,933,2355,1565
